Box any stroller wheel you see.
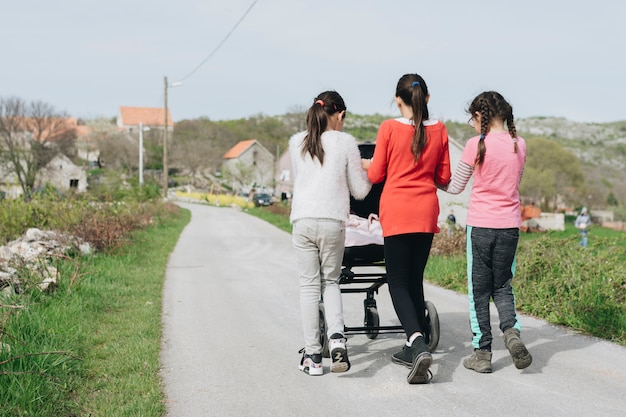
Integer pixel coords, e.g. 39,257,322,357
319,302,330,358
364,306,380,339
425,300,440,352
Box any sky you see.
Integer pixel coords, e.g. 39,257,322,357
3,0,626,124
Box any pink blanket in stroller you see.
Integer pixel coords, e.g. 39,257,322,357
345,213,383,247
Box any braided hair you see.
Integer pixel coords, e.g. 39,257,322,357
302,91,346,165
468,91,518,167
396,74,429,163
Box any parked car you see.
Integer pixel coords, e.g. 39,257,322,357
253,193,273,207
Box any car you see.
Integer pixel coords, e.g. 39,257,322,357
252,193,273,207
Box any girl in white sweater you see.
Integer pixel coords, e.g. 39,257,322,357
290,91,371,375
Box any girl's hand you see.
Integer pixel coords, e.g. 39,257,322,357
361,158,372,170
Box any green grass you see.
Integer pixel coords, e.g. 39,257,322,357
0,206,190,416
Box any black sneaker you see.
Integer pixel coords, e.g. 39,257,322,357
391,344,412,368
329,333,350,372
407,336,432,384
298,348,323,376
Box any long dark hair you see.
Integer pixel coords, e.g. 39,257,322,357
301,91,346,165
468,91,518,167
396,74,429,163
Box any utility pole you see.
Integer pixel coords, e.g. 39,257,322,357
139,122,144,186
163,76,169,198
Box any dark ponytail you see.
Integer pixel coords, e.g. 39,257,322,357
396,74,429,163
302,91,346,165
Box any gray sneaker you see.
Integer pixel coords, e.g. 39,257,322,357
503,328,532,369
463,350,493,373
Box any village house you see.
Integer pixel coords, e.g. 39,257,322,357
0,117,88,198
117,106,173,133
222,139,275,193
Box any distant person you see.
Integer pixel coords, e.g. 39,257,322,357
444,91,532,373
446,209,456,236
575,207,591,248
289,91,371,376
363,73,451,384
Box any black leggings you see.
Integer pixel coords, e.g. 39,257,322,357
384,233,434,340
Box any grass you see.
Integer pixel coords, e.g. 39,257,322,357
0,204,190,416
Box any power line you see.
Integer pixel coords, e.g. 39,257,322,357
177,0,259,83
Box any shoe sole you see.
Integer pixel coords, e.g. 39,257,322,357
407,352,432,384
463,360,492,373
330,347,350,373
508,341,532,369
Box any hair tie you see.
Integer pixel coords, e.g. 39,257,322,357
479,134,486,140
315,99,324,107
411,81,420,88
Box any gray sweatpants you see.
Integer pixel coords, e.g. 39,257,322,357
292,219,346,355
466,226,522,350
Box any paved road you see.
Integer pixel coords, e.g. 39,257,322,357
160,202,626,417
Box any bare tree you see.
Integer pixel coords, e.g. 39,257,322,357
95,131,139,175
171,118,239,185
0,97,76,196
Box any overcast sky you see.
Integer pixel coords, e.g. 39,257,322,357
3,0,625,124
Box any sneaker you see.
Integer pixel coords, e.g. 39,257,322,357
298,348,323,376
329,333,350,373
391,344,412,368
503,328,532,369
463,350,492,373
407,336,432,384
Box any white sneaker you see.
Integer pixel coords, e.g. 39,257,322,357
298,348,323,376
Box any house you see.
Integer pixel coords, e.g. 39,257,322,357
0,116,88,197
117,106,173,132
40,154,88,193
222,140,275,192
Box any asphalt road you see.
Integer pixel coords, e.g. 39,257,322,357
160,202,626,417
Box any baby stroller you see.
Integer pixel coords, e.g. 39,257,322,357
319,143,440,357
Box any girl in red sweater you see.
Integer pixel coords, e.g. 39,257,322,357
364,73,451,384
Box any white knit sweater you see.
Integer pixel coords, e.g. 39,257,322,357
289,130,371,223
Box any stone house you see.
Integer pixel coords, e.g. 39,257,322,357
0,117,88,198
222,140,275,192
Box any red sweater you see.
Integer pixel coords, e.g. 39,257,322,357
367,118,451,237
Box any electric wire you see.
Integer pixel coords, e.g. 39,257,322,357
176,0,259,83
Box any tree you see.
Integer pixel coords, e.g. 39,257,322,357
520,137,584,211
0,97,76,196
221,161,255,192
95,131,138,175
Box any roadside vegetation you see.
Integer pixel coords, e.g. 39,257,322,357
0,190,188,416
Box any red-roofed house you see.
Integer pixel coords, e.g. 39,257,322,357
117,106,173,132
221,140,275,192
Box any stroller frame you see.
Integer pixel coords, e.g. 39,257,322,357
318,143,440,357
